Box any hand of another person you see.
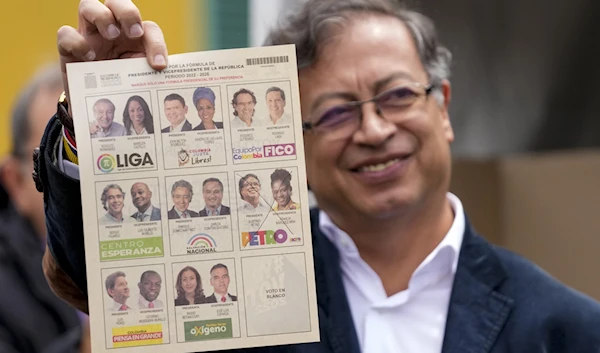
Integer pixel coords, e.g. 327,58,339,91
89,121,99,135
57,0,169,110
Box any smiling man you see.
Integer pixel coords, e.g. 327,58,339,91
137,270,163,309
265,87,292,126
37,0,600,352
99,184,132,224
130,182,161,222
89,98,126,138
161,93,192,133
199,178,231,217
168,180,199,219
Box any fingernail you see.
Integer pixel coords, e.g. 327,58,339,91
130,23,143,37
107,24,120,39
85,50,96,61
154,54,166,66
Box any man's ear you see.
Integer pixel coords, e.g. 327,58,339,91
439,80,454,143
0,157,25,204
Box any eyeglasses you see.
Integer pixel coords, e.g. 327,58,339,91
302,82,435,139
243,181,260,188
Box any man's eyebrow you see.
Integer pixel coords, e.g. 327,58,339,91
309,72,417,113
310,92,355,113
372,72,416,92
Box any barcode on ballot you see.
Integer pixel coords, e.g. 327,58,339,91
246,56,289,66
84,74,98,89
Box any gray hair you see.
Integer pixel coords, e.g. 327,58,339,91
93,98,115,113
264,0,451,102
171,180,194,200
101,184,125,211
11,64,63,160
105,271,126,296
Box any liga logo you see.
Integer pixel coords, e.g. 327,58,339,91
184,319,233,341
187,233,217,254
97,154,116,173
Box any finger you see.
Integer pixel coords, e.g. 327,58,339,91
104,0,144,38
79,0,121,40
57,25,96,65
142,21,169,70
58,25,96,109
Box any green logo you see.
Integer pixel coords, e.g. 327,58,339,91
184,319,233,341
99,237,164,261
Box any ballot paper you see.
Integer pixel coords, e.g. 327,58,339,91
66,45,319,353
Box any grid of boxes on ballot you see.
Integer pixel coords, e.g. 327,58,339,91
86,81,312,349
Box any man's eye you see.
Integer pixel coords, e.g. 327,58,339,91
317,106,356,128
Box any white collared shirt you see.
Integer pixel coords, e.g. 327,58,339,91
129,126,148,135
100,212,134,225
109,300,131,311
175,208,191,218
214,293,233,303
204,205,222,216
230,116,263,128
319,193,465,353
170,119,187,132
238,199,270,213
138,294,164,309
268,112,293,126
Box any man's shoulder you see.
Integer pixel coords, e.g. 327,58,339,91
488,242,600,343
161,126,169,133
189,210,200,217
221,205,231,214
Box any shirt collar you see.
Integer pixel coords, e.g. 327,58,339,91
138,294,152,308
319,192,465,277
175,207,188,217
141,205,154,218
172,119,187,132
205,205,222,216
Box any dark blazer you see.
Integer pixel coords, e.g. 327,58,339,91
174,296,207,306
39,115,600,353
199,205,231,217
205,293,237,303
168,207,200,219
194,121,224,130
0,204,82,353
161,119,192,133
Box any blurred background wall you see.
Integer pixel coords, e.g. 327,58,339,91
1,0,598,300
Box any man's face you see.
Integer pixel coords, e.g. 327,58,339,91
210,267,230,296
299,15,454,220
172,186,191,213
240,176,260,202
203,181,223,209
234,93,255,120
271,180,292,208
266,91,286,119
164,99,188,126
1,86,62,237
131,183,152,210
108,276,130,304
138,273,162,302
94,101,115,129
106,188,125,215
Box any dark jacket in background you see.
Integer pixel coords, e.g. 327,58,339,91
0,203,82,353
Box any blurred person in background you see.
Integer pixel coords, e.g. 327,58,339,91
0,64,89,353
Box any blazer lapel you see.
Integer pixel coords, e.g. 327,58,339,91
442,219,514,353
311,209,361,353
